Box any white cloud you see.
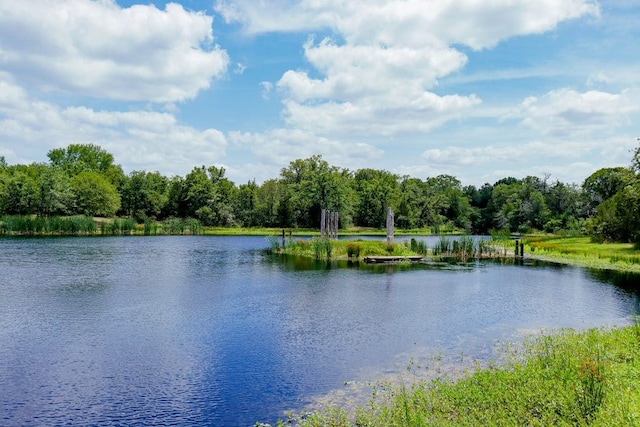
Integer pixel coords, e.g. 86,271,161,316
0,78,227,175
0,0,229,102
217,0,598,138
514,88,638,137
234,63,247,75
217,1,599,49
228,128,383,170
416,136,637,186
261,81,274,99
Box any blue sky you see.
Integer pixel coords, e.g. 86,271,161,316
1,0,638,187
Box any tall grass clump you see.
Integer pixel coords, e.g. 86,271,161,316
143,218,154,236
266,235,281,252
477,238,498,257
346,242,362,258
163,217,185,235
458,235,475,257
409,238,428,255
1,215,96,235
310,237,333,260
576,356,606,422
185,218,203,235
102,218,137,235
432,236,452,256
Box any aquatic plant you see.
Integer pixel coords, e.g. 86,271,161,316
432,236,452,256
409,238,428,255
0,215,97,235
266,235,281,252
185,218,203,235
163,217,185,235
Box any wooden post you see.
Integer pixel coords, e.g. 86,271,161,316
321,209,326,238
386,206,394,244
520,242,524,258
515,240,519,257
282,229,286,248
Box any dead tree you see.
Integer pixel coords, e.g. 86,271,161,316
386,206,394,244
321,209,339,239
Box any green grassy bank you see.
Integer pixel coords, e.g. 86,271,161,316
0,215,457,237
520,236,640,273
270,324,640,426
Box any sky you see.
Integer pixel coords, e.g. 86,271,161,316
1,0,639,187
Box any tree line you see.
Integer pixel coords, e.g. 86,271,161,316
0,143,639,243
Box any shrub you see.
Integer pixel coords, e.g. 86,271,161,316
346,242,361,258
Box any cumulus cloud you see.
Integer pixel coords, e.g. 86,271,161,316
217,0,598,137
0,77,227,175
416,136,637,186
216,0,599,48
0,0,229,102
228,128,383,168
514,88,638,137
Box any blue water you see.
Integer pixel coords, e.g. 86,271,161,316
0,236,638,426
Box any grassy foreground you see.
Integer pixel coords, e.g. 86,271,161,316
521,236,640,273
271,324,640,426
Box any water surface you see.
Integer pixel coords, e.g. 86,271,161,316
0,236,638,425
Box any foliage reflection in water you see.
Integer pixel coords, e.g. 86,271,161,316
0,236,639,426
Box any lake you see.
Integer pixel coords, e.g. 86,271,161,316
1,236,638,426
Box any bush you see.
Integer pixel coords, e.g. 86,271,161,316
346,242,361,258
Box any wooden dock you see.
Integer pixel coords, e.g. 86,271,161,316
363,255,424,264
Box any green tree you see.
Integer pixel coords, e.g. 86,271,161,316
3,165,39,215
235,180,259,227
180,165,237,226
582,167,634,217
71,171,121,217
33,164,74,217
353,168,399,228
163,176,187,218
425,174,475,232
465,183,494,233
543,181,583,232
591,180,640,244
256,179,285,227
396,177,428,229
488,178,549,232
280,156,354,228
120,171,169,221
48,143,125,187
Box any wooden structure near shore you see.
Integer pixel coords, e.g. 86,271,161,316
320,209,339,240
386,206,394,244
364,255,424,264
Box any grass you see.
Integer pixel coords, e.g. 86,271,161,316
273,324,640,426
0,215,206,236
201,226,466,236
275,238,418,260
272,235,513,262
523,236,640,272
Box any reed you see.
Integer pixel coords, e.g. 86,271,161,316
163,217,185,235
0,215,96,235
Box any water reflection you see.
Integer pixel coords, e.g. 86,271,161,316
1,236,639,426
